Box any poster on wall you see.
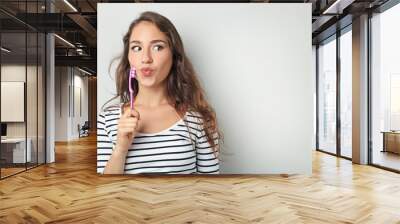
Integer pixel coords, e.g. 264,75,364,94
97,3,313,175
1,81,25,122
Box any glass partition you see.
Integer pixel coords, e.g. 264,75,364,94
0,0,46,179
1,31,28,177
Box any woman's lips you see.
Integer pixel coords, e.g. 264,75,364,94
140,68,154,76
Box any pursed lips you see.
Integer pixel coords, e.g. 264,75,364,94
140,68,154,76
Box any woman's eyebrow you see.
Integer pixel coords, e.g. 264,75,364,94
129,39,167,44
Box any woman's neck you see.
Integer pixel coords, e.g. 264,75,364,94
135,84,170,108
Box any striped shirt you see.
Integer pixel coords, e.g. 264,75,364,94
97,104,220,174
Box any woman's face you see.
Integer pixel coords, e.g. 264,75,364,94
128,21,173,88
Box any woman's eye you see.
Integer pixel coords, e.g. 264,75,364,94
153,45,164,51
131,46,141,52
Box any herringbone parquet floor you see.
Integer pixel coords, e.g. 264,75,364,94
0,135,399,223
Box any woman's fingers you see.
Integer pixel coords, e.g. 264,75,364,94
122,106,140,119
119,128,135,134
119,119,138,128
120,117,138,124
121,106,129,117
130,108,140,120
118,106,140,137
119,124,138,132
118,122,137,128
118,107,140,141
116,105,141,152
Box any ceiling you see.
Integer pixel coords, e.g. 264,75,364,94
0,0,392,76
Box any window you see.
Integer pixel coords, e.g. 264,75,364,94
340,28,352,158
371,2,400,171
318,36,337,154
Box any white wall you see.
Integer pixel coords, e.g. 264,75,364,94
72,71,89,138
55,67,67,141
54,67,89,141
98,3,313,174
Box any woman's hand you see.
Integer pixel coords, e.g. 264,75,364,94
116,106,140,153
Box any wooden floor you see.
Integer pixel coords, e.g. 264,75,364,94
1,163,43,178
1,135,400,223
373,150,400,171
0,167,26,177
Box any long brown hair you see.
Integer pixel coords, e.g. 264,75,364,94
105,11,222,155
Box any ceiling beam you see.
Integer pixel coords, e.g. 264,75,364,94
55,55,96,71
66,13,97,46
322,0,356,14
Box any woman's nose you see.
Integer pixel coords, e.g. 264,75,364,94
141,48,153,64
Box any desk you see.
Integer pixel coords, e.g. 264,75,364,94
1,138,32,163
381,131,400,154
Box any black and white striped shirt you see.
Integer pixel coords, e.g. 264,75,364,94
97,104,220,174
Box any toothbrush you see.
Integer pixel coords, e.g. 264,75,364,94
129,67,136,111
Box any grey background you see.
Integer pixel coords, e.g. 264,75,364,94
98,3,313,174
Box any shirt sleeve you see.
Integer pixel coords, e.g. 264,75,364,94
97,110,114,174
196,120,220,174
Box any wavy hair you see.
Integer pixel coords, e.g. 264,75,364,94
105,11,222,155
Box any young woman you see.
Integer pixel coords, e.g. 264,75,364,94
97,11,222,174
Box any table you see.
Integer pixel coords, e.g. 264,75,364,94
1,138,32,163
381,131,400,154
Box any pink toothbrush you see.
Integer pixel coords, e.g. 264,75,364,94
129,67,136,111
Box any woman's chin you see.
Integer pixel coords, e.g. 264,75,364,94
138,79,158,88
